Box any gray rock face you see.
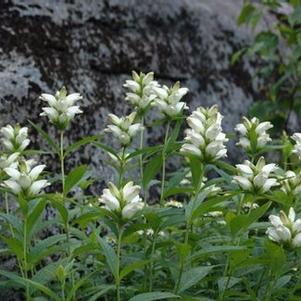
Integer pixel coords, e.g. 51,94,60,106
0,0,257,180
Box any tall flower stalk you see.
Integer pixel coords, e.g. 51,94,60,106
39,87,82,301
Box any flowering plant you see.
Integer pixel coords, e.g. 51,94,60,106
1,71,301,301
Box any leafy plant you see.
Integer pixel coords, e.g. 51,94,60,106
236,0,301,132
1,70,301,301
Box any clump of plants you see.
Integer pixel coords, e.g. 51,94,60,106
235,0,301,132
1,71,301,301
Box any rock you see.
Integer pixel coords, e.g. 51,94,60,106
0,0,258,182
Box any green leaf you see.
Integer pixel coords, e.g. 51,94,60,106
129,292,180,301
32,260,66,286
0,270,60,301
93,142,118,157
229,202,271,235
27,199,47,238
164,169,189,198
64,136,98,157
28,120,59,154
0,212,23,234
189,156,203,190
143,154,163,189
127,145,162,160
231,48,246,65
178,266,213,293
190,195,230,220
66,272,96,301
190,245,247,262
48,195,69,224
86,285,115,301
28,234,66,266
237,3,261,28
218,276,241,294
1,237,23,259
120,260,149,280
64,165,87,194
98,237,118,280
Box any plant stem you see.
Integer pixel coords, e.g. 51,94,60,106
174,164,205,294
174,221,190,294
118,147,126,188
140,116,145,194
60,131,65,195
23,216,29,300
116,226,123,301
160,121,170,206
61,279,66,301
148,231,158,292
60,130,75,301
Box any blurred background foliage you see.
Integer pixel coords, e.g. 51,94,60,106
235,0,301,133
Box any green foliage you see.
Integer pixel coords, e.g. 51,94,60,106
2,70,301,301
236,0,301,132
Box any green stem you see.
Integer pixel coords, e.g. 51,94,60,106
116,227,123,301
219,194,245,301
118,147,126,188
60,131,65,195
174,221,190,294
60,131,75,301
61,279,66,301
148,231,158,292
140,116,145,195
174,164,205,294
160,121,171,206
23,216,30,300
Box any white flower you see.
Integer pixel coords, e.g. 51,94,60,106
0,153,19,170
180,105,228,162
2,159,49,197
105,112,143,146
233,157,278,193
280,170,301,197
204,211,223,217
0,125,30,153
137,228,155,236
165,200,183,208
40,87,82,130
242,202,259,210
266,207,301,248
99,181,143,220
292,133,301,160
153,81,189,118
124,71,158,110
235,117,273,153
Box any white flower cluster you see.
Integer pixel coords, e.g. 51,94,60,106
266,207,301,248
2,159,49,197
0,153,19,170
154,82,189,118
235,117,273,153
0,124,30,153
233,157,278,193
280,171,301,196
180,105,228,162
124,71,158,111
105,112,143,146
40,86,82,130
292,133,301,159
99,181,143,219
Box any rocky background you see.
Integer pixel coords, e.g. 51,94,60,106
0,0,259,185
